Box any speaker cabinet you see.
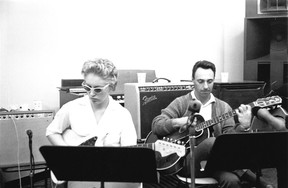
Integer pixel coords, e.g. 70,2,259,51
124,83,194,140
244,7,288,93
212,81,265,110
245,18,287,60
0,111,53,168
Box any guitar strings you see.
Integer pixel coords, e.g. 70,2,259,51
10,116,23,188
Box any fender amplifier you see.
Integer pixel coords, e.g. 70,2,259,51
0,110,53,168
124,83,194,140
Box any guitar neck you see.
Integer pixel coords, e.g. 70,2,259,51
195,101,256,131
132,143,154,150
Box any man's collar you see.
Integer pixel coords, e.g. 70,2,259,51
191,91,215,106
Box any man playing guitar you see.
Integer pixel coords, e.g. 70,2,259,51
151,60,273,188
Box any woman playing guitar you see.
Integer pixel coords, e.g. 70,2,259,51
46,59,138,188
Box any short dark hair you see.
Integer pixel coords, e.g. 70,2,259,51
192,60,216,79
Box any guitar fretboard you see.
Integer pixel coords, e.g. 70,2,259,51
133,143,154,150
195,101,257,131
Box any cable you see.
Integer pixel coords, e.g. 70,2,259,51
10,115,23,188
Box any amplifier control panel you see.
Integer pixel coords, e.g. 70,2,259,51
139,84,193,92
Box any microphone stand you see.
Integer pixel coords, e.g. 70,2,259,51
27,131,34,188
189,127,196,188
100,181,105,188
184,100,201,188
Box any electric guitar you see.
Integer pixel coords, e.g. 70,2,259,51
50,130,100,186
51,129,186,186
145,95,282,175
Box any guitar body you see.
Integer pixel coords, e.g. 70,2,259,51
145,115,210,175
145,132,185,175
164,114,211,146
51,130,98,187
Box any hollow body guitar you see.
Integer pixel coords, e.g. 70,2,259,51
145,96,282,175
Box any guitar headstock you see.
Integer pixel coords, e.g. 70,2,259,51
154,140,186,157
254,95,282,109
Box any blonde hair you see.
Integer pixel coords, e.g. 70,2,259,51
81,58,118,90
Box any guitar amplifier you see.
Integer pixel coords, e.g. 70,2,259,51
0,110,53,168
124,82,194,140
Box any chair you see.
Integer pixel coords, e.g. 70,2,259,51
176,160,218,188
176,174,218,188
177,134,219,188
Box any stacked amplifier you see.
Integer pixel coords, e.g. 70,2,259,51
124,82,194,140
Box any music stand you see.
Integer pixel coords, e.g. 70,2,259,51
39,146,158,187
204,131,288,188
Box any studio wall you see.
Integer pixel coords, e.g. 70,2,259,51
0,0,245,111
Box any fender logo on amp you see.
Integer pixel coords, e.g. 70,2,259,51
142,95,157,106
